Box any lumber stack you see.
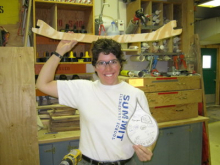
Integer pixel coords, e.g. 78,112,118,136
37,104,80,132
48,107,80,132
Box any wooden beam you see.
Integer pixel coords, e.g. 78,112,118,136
181,0,194,53
24,0,32,46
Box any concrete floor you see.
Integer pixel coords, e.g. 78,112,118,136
207,105,220,165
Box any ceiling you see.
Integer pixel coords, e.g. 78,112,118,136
194,4,220,45
194,0,220,20
195,7,220,21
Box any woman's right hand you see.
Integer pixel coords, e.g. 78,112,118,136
56,39,78,56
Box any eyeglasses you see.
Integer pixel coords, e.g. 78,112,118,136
96,59,119,69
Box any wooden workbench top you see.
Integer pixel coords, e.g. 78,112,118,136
38,116,208,144
38,129,80,144
157,115,208,128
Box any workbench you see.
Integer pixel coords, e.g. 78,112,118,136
38,116,208,165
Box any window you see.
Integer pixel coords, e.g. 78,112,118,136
202,55,211,69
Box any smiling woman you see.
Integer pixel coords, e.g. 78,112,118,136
91,38,126,85
94,52,121,85
91,39,123,84
36,38,155,164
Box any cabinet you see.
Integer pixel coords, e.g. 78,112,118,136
124,75,202,122
131,123,203,165
33,0,94,75
146,76,201,122
39,139,79,165
143,123,203,165
38,122,203,165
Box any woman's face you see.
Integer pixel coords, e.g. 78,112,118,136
94,52,121,85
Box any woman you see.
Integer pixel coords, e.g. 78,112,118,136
36,38,156,165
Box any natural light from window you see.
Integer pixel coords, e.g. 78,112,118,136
203,55,211,69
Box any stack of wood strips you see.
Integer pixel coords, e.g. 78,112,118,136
48,107,80,132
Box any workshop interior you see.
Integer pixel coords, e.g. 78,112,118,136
1,0,220,165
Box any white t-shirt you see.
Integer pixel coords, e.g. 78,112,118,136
57,80,150,161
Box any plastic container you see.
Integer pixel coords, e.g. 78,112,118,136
83,51,91,62
107,21,120,36
69,51,78,62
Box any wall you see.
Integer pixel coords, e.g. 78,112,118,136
0,0,24,47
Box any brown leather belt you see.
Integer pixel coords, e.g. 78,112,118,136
82,154,131,165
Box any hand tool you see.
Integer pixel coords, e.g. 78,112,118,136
151,55,161,77
146,56,154,73
179,54,187,70
96,3,110,35
134,8,150,27
173,55,179,70
172,54,187,71
125,8,150,34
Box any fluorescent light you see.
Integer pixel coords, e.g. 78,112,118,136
198,0,220,8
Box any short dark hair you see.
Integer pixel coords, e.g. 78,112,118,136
91,38,126,68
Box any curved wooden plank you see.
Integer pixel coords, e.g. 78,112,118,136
32,19,182,43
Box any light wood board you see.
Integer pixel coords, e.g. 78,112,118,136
32,19,182,43
0,47,39,165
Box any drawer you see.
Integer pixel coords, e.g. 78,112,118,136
150,103,198,122
140,76,201,92
145,89,202,107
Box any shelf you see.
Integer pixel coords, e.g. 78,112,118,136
37,104,68,109
141,52,182,56
38,129,80,144
33,0,94,72
35,0,93,9
122,49,139,52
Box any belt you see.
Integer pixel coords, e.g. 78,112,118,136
82,154,131,165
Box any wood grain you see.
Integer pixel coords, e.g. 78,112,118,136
0,47,39,165
32,19,182,43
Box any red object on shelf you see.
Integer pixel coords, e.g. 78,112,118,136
35,63,87,75
36,35,60,45
158,92,178,95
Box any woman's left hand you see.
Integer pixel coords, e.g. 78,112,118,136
133,145,153,161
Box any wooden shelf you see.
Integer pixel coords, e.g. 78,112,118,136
38,129,80,144
122,49,139,52
141,52,182,56
35,0,93,9
33,0,94,73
